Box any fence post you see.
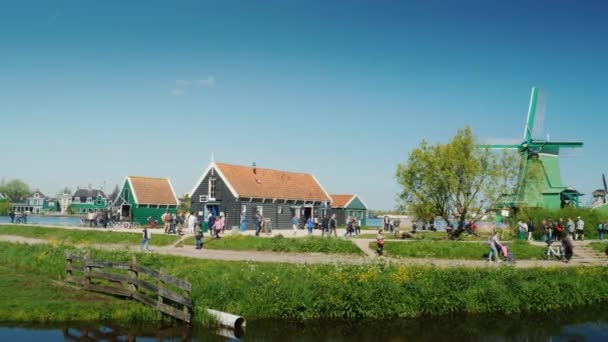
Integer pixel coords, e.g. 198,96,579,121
128,255,138,296
183,287,191,321
84,250,92,286
158,268,167,322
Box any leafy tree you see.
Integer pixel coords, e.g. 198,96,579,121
0,199,10,215
396,127,519,238
0,179,30,200
179,194,191,212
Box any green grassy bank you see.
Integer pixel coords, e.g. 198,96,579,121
0,225,179,246
2,242,608,323
373,240,543,260
182,235,363,255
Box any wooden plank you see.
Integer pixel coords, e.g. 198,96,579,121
87,271,131,284
84,283,132,298
85,260,132,270
137,265,192,291
132,292,191,323
136,278,192,307
65,265,87,273
66,275,84,285
65,253,86,261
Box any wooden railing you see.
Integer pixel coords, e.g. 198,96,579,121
65,252,193,323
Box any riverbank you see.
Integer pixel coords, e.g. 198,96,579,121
2,242,608,323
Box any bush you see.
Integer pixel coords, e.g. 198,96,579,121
375,240,542,260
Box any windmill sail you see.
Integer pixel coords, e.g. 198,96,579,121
531,89,545,140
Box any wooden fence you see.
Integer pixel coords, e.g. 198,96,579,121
65,252,193,323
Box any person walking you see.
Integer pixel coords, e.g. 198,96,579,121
376,229,385,256
567,218,575,238
195,229,204,249
321,215,329,237
487,231,501,263
599,222,605,241
162,210,171,233
517,220,527,240
140,227,152,252
212,215,224,239
575,217,585,241
254,210,262,236
383,215,390,232
547,218,554,241
291,214,299,236
354,216,361,236
328,214,337,237
527,218,535,241
306,216,314,235
9,209,15,223
187,211,197,234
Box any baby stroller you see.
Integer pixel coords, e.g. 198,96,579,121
499,244,515,263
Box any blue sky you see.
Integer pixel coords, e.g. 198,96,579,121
1,0,607,209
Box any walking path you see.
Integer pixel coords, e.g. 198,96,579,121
1,233,605,268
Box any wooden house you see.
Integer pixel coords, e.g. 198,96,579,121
189,162,332,230
114,176,179,225
330,194,368,226
69,188,109,214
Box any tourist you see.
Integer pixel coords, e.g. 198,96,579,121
383,215,390,232
575,217,585,241
321,214,329,237
376,229,385,256
167,213,177,234
195,229,204,249
328,214,338,237
255,210,263,236
487,231,501,263
9,209,15,223
306,216,314,235
562,234,574,263
567,217,575,238
517,220,527,240
354,216,361,236
187,211,197,234
291,214,299,236
547,218,554,241
87,212,95,227
344,216,354,237
162,210,171,233
212,215,224,239
598,222,605,241
527,218,535,241
555,218,565,241
140,227,152,252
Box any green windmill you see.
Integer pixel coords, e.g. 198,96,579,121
480,87,584,209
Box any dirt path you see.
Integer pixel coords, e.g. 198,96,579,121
1,235,604,268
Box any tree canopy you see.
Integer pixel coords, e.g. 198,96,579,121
0,179,31,200
396,127,519,236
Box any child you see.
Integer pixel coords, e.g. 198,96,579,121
195,229,204,249
141,227,152,252
376,229,385,256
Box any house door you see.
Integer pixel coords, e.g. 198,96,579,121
121,205,131,221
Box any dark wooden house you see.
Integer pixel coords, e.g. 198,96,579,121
330,194,368,226
189,162,332,230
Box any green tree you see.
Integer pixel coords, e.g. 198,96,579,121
0,179,30,200
179,194,191,212
396,127,519,238
0,199,10,215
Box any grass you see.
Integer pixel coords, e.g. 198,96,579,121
359,230,515,242
181,234,363,255
590,242,608,255
371,240,543,260
2,242,608,322
0,225,180,246
0,264,156,322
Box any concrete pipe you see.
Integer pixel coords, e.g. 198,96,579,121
207,309,246,329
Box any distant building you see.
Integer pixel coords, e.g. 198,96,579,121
330,194,368,226
59,188,73,215
113,176,179,225
11,190,58,214
69,187,109,214
190,162,331,230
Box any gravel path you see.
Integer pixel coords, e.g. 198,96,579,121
1,234,604,268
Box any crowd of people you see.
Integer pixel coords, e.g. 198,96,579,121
8,209,27,224
515,216,592,242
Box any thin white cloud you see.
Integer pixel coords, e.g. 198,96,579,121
172,75,215,95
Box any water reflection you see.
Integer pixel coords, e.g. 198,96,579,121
2,305,608,341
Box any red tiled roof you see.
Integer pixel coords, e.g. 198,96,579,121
128,176,178,205
215,163,330,202
330,194,354,208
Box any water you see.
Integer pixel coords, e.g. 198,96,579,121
2,305,608,341
0,215,82,227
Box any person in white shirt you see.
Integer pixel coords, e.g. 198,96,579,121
187,211,197,234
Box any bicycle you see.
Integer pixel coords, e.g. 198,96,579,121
543,240,565,261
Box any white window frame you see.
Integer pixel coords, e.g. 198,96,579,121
256,206,263,216
208,178,217,201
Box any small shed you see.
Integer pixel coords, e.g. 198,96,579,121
115,176,179,225
330,194,368,226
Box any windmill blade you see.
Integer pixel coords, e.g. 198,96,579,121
523,87,538,143
531,89,545,140
603,173,607,192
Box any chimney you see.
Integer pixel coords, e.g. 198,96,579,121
252,162,257,175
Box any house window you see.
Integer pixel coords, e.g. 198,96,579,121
87,197,93,203
209,178,217,200
256,206,263,216
278,205,283,214
241,205,247,214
